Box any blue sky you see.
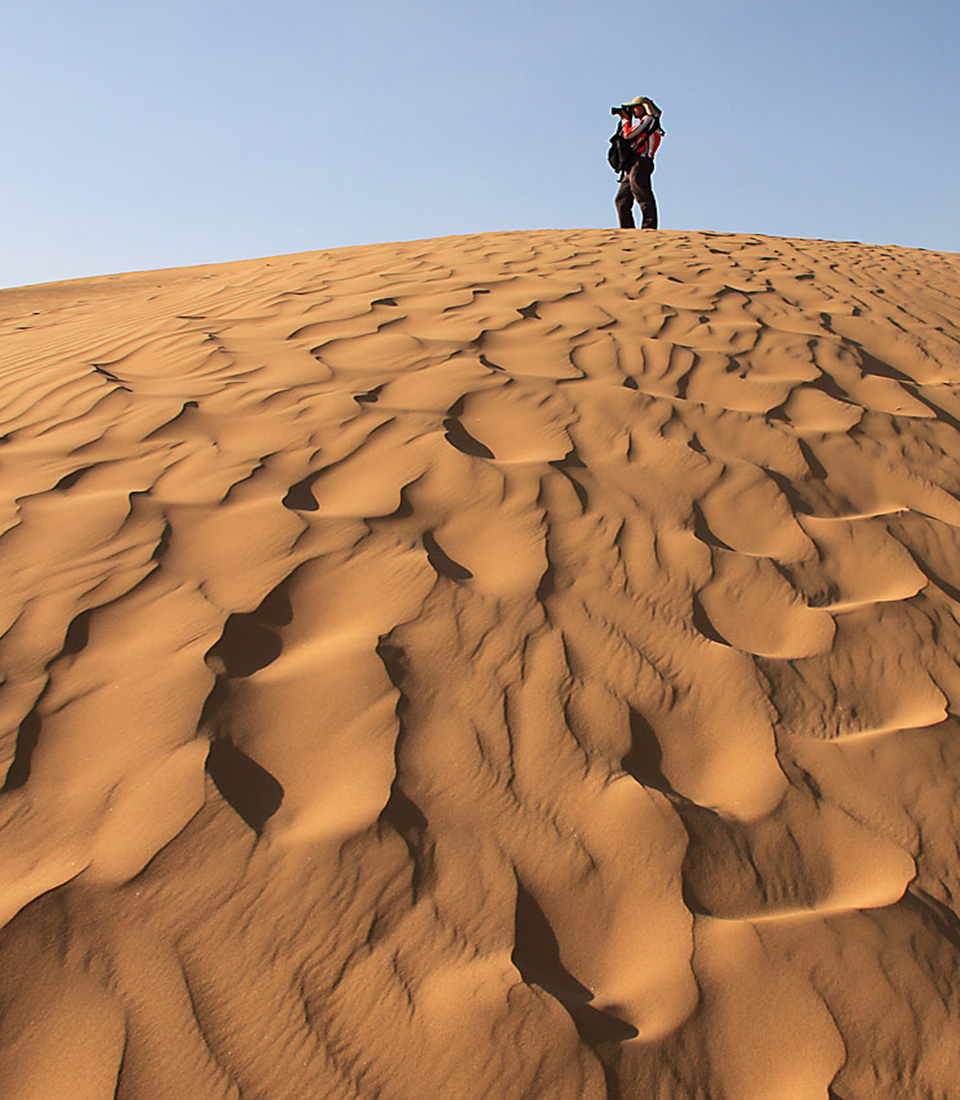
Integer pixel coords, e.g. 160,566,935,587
2,0,958,288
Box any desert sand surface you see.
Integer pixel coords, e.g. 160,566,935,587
1,227,960,1099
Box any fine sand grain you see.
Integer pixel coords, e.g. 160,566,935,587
1,228,959,1098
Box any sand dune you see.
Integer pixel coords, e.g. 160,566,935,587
1,228,960,1098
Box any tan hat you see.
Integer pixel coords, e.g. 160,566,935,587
626,95,661,116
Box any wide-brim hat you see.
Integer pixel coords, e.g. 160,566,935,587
625,95,661,116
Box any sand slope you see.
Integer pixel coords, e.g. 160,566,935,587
1,228,959,1098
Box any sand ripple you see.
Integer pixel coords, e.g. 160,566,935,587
0,230,959,1098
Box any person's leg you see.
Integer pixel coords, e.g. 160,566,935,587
629,159,659,229
615,176,636,228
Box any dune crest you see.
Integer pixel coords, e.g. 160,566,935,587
1,229,960,1098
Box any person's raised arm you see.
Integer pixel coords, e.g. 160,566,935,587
624,113,656,140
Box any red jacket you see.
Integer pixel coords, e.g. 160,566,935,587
624,114,662,160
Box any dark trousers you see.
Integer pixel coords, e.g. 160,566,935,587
615,157,658,229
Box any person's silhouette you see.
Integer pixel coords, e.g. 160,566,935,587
614,96,664,229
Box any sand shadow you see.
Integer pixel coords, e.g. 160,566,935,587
205,584,293,679
442,417,495,459
621,708,674,795
512,879,638,1044
206,739,284,834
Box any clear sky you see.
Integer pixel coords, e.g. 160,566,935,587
3,0,958,289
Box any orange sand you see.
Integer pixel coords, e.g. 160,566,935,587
1,228,959,1098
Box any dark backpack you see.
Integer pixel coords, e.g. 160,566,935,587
608,122,637,175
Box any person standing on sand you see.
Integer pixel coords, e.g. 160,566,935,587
614,96,664,230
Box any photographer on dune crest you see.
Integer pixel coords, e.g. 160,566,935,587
610,96,664,230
